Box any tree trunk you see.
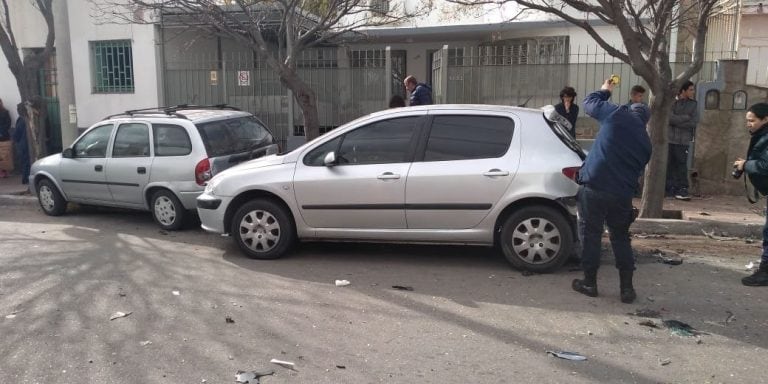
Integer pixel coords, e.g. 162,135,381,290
640,90,674,218
280,68,320,140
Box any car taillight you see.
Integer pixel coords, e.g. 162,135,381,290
195,158,212,186
562,166,581,183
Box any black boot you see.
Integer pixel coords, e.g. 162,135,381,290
572,270,598,297
619,270,636,304
742,263,768,286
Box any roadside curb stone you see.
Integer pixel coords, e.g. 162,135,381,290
631,218,762,238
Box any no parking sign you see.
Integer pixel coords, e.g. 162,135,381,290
238,70,250,86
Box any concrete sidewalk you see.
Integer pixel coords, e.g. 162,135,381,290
0,173,764,237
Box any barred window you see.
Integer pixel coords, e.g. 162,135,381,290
480,36,569,65
91,40,134,93
350,50,386,68
370,0,389,14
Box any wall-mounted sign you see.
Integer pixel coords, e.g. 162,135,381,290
210,71,218,86
733,90,747,110
238,70,251,86
68,104,77,124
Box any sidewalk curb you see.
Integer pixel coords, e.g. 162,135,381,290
0,194,37,206
632,218,763,238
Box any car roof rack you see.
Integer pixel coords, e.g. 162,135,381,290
103,104,241,120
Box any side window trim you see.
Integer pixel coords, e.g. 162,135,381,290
417,113,516,162
335,115,425,166
112,122,151,158
72,124,115,159
301,114,427,166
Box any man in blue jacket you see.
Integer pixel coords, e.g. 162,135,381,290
572,77,652,304
404,76,432,106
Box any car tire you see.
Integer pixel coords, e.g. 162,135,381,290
499,206,573,273
151,189,186,230
36,179,67,216
231,199,295,260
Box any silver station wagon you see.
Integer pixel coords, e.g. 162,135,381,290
197,105,584,272
30,105,278,230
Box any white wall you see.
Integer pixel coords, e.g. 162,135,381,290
738,14,768,86
67,0,160,129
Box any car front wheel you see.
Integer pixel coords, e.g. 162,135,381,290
231,199,295,260
151,190,186,230
37,179,67,216
499,206,573,273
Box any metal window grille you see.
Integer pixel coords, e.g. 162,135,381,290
350,49,386,68
479,36,569,65
91,40,134,93
370,0,389,14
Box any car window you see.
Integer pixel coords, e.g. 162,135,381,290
112,123,150,158
336,117,420,165
154,124,192,156
73,124,113,158
303,137,342,166
197,116,273,157
423,115,514,161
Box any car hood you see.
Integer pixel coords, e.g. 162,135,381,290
219,154,287,175
32,153,62,169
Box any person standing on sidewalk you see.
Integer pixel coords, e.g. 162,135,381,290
554,86,579,138
572,77,652,303
734,102,768,286
13,104,30,185
667,80,699,201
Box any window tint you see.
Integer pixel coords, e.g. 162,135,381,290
424,115,514,161
337,117,419,165
74,125,113,158
112,123,150,157
154,124,192,156
197,117,273,157
303,137,341,166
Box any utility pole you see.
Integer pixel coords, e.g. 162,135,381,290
53,0,78,147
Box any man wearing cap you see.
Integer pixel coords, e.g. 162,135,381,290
572,77,652,304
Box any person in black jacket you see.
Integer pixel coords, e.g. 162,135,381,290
734,102,768,286
572,77,652,303
554,86,579,138
0,99,11,141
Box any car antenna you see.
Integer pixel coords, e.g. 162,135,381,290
517,96,533,108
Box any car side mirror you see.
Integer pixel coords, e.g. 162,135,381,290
62,148,74,158
323,151,336,167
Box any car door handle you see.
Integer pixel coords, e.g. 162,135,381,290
377,172,401,180
137,167,146,174
94,165,103,172
483,169,509,177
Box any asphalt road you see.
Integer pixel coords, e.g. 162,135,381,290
0,200,766,383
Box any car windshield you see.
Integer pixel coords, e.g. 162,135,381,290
197,116,273,157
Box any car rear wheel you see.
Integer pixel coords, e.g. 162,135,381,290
231,199,295,260
499,206,573,273
151,190,186,230
37,179,67,216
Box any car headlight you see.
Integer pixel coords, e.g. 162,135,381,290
204,177,220,195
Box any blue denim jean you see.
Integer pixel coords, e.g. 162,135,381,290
578,185,635,273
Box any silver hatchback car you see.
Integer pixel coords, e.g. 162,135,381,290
197,105,585,272
30,105,278,230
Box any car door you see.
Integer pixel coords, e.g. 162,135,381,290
405,113,519,229
293,115,424,229
59,124,115,202
105,122,152,207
